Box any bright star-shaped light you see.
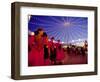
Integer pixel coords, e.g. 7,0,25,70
63,22,71,27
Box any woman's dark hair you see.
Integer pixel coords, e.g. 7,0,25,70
34,28,43,35
57,40,60,42
43,32,48,37
51,37,54,40
34,31,38,35
37,28,43,32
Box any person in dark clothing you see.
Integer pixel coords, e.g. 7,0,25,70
67,46,70,54
50,47,57,65
49,37,57,65
42,32,50,65
44,45,49,60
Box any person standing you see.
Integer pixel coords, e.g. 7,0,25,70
42,32,50,65
56,40,65,65
49,37,57,65
28,28,44,66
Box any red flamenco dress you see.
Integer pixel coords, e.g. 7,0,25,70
56,43,65,63
28,36,44,66
28,35,35,52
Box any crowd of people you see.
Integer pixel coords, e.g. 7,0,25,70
28,28,88,66
66,41,88,56
28,28,65,66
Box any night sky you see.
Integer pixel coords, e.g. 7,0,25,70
28,15,88,44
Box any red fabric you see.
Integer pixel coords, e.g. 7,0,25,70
56,43,65,61
28,35,44,66
49,41,56,49
28,35,34,48
43,37,48,45
44,59,51,65
28,47,44,66
56,49,65,61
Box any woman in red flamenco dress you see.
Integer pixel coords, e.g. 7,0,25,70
28,28,44,66
56,40,65,64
